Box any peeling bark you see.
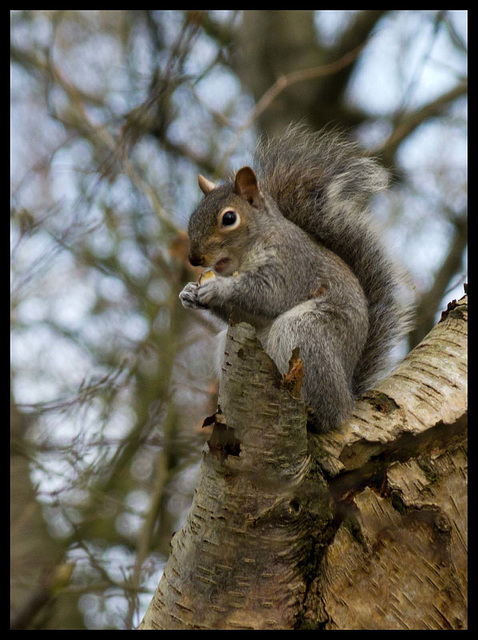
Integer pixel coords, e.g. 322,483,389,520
320,447,467,630
139,295,467,630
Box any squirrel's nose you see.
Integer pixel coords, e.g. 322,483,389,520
188,253,204,267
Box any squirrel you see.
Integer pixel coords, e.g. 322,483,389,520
179,125,411,432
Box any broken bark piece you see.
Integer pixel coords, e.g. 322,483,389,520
282,347,304,399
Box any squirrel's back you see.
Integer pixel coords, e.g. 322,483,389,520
254,125,410,396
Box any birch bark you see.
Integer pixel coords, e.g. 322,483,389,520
139,294,467,630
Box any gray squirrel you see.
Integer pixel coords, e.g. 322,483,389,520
179,125,410,432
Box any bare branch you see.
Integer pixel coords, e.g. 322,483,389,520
374,80,467,166
408,215,467,348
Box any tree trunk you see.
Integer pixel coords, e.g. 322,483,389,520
139,294,467,630
236,10,388,136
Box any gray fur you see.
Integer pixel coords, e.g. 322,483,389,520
254,125,410,395
179,125,411,431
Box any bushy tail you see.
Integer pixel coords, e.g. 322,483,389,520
254,124,410,396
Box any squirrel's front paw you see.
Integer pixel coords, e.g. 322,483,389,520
179,282,205,309
196,277,229,307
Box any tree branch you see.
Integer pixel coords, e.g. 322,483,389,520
139,294,467,630
408,217,467,349
319,10,388,105
375,80,467,166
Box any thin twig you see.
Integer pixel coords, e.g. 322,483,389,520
214,42,367,176
249,43,367,126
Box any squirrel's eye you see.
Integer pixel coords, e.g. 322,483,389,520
221,210,238,227
218,207,240,230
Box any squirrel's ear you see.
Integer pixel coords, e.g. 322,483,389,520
198,174,217,195
234,167,262,207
